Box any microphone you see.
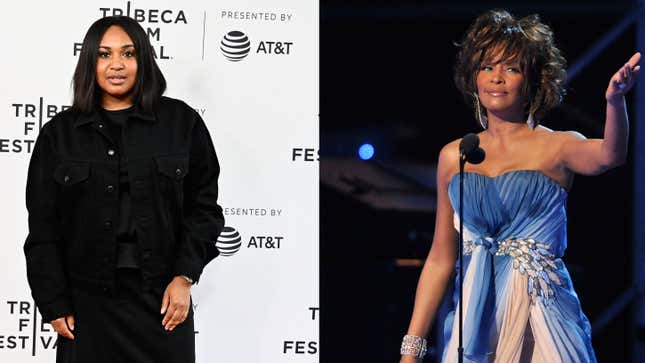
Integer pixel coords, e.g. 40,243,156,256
467,148,485,164
459,133,479,156
459,133,485,165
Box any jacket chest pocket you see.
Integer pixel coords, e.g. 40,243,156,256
53,161,92,224
155,156,189,203
54,161,91,189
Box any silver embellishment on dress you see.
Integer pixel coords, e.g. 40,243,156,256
497,238,562,301
462,236,495,255
463,237,562,302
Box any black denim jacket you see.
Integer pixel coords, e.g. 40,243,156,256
24,97,224,322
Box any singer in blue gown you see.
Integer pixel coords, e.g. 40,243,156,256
442,170,593,361
399,9,640,363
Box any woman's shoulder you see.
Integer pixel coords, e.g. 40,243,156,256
438,133,485,163
437,138,464,184
439,138,461,160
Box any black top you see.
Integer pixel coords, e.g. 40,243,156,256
101,107,139,268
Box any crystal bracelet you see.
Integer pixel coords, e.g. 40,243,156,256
400,334,427,359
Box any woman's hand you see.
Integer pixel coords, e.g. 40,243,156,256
606,52,641,103
51,315,75,340
160,276,192,331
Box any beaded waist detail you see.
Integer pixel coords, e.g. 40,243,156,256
463,237,562,302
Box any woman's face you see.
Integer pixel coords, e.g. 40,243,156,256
95,25,138,109
475,55,526,120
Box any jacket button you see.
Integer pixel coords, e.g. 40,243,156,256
106,185,115,193
107,149,116,156
98,123,104,129
104,220,112,230
175,168,182,176
64,175,70,183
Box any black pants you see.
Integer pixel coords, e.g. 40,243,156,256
56,269,195,363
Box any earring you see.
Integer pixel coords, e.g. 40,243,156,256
474,93,487,129
527,112,536,129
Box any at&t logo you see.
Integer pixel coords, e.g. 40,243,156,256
221,31,251,62
220,30,293,62
215,226,243,256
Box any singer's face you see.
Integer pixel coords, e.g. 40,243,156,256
475,55,526,119
95,25,138,109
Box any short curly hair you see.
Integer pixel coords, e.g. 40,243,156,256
454,9,567,125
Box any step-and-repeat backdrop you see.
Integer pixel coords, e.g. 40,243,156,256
0,1,318,362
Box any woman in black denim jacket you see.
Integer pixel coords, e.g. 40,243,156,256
24,16,224,363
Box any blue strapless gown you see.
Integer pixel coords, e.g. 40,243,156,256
441,170,597,363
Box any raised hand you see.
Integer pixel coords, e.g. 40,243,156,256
606,52,641,102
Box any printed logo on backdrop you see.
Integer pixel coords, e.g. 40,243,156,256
247,235,283,249
73,1,192,60
219,30,293,62
218,9,294,62
220,31,251,62
0,300,57,355
2,99,70,154
215,226,243,256
212,227,284,254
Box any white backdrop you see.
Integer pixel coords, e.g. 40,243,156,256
0,1,318,362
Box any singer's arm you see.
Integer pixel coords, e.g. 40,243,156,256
559,52,640,175
400,142,458,363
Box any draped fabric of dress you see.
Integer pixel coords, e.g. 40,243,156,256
441,170,597,363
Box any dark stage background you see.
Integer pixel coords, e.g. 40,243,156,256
321,1,638,362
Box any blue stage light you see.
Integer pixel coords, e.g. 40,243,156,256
358,143,375,160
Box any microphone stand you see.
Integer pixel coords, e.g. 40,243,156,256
458,153,466,363
455,133,484,363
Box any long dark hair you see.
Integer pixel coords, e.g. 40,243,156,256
454,9,567,124
71,16,166,113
